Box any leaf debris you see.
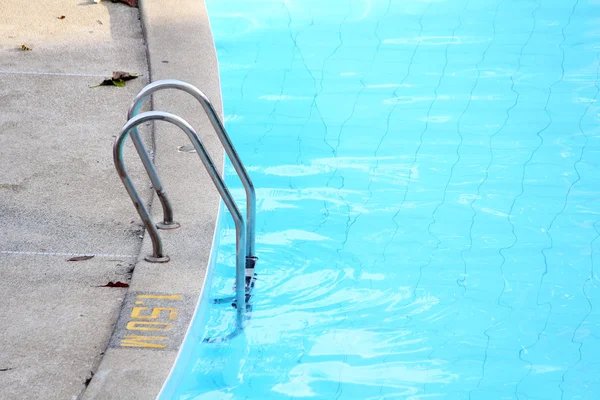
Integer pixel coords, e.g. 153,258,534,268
90,71,139,88
112,0,138,7
99,281,129,288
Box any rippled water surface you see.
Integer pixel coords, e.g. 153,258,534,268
161,0,600,398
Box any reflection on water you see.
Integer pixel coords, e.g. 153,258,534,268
161,0,600,398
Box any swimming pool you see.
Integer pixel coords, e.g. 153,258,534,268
160,0,600,398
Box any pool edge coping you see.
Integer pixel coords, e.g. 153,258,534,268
80,0,225,398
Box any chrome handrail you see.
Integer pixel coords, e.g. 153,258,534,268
114,111,247,327
128,116,179,231
128,79,256,261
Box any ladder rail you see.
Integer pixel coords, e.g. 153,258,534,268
129,128,179,230
128,79,256,259
114,111,247,326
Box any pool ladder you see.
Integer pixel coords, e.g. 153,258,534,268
113,79,257,338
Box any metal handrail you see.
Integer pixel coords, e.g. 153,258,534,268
128,115,179,231
114,111,247,327
128,79,256,262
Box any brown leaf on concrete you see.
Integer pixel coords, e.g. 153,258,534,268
112,71,138,81
67,255,95,261
57,15,66,19
100,281,129,288
90,78,124,88
90,71,138,88
112,0,137,7
20,44,31,51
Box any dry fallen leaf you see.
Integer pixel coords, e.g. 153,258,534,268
113,0,138,7
67,255,95,261
100,281,129,288
57,15,66,19
90,71,139,88
112,71,138,81
20,44,31,51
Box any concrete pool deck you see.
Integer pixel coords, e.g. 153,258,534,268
0,0,222,398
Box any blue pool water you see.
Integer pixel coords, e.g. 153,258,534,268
160,0,600,398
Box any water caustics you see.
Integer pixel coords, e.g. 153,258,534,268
161,0,600,399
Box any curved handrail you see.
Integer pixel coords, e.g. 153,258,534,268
128,79,256,261
114,111,247,326
128,106,179,231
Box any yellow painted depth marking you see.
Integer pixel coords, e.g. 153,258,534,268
118,293,182,349
120,335,168,349
131,306,179,320
126,321,174,331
